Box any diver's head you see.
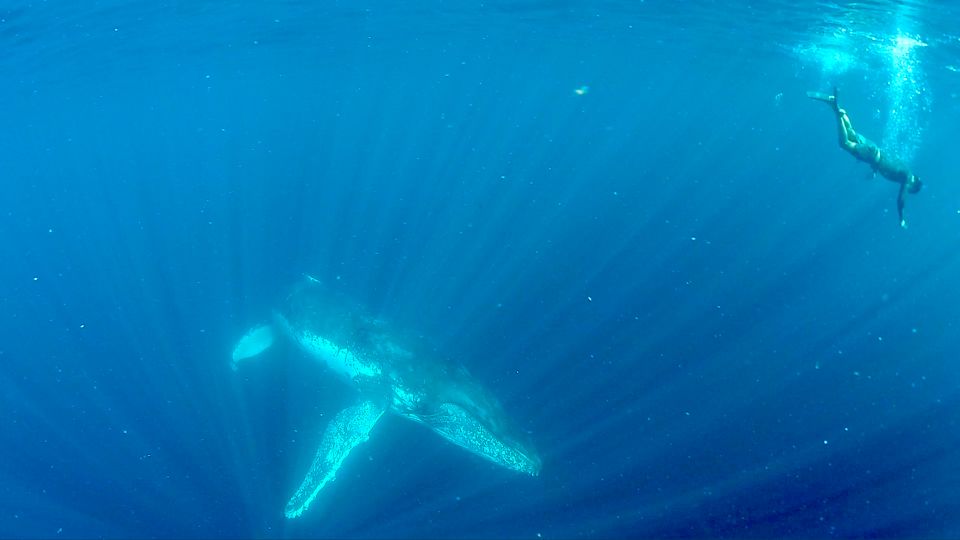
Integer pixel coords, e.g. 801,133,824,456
908,175,923,194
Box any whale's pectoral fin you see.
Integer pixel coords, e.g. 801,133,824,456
420,403,541,477
230,324,276,371
284,400,385,519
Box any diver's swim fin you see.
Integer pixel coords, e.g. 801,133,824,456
807,90,839,112
806,91,835,103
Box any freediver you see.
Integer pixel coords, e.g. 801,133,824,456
807,88,923,228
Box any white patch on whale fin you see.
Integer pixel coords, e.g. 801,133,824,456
284,400,385,519
420,403,542,477
231,324,276,371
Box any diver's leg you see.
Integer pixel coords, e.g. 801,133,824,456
807,89,856,148
836,108,858,149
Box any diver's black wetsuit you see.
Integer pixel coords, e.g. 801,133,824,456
809,89,922,227
847,133,911,184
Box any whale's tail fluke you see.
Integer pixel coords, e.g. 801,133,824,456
231,324,276,371
285,400,385,519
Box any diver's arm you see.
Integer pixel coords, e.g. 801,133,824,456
897,183,908,229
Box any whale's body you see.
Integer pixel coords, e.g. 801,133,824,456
232,277,541,518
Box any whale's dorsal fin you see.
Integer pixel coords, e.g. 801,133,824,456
285,400,385,519
230,324,276,371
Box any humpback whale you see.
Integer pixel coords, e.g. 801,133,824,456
231,276,541,519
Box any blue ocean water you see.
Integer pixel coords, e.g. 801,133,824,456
2,0,960,537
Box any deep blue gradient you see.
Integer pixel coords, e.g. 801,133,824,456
2,1,960,538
